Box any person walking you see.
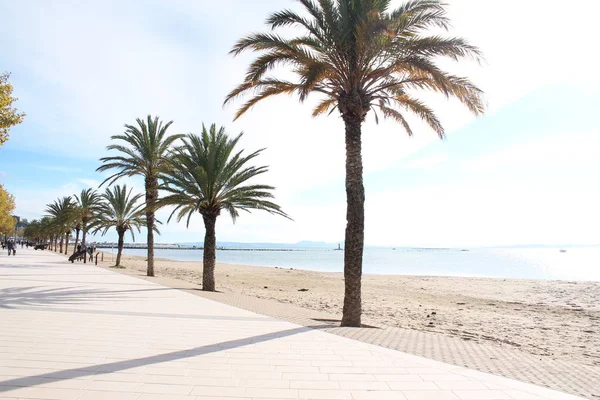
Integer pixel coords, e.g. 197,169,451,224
7,240,14,256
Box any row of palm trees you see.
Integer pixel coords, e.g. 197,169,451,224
26,122,289,291
29,0,485,326
24,186,144,266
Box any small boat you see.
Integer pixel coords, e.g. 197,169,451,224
559,249,567,253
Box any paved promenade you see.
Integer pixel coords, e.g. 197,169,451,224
0,249,587,400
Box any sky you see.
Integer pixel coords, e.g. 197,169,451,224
0,0,599,247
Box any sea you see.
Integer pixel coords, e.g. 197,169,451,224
108,244,600,282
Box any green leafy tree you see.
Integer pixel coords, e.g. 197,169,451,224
225,0,485,326
0,72,26,146
91,185,146,267
161,124,290,291
0,184,16,236
97,115,183,276
74,188,103,262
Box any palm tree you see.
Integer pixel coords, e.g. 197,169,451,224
75,188,102,262
91,185,146,267
45,196,76,254
97,115,183,276
160,124,290,291
70,208,83,255
225,0,485,326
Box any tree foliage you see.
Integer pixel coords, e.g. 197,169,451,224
0,72,26,146
161,124,290,225
225,0,485,132
0,184,16,235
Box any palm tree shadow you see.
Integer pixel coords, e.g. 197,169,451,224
0,286,131,309
0,325,313,391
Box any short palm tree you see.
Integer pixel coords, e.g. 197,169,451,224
75,188,103,262
225,0,485,326
160,124,290,291
91,185,146,267
97,115,183,276
45,196,76,254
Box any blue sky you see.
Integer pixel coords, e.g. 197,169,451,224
0,0,599,247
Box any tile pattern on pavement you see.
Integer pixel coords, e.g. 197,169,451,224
0,249,592,400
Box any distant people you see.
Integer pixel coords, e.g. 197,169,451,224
7,241,14,256
77,243,82,253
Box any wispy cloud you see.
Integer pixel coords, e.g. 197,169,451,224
77,179,101,189
28,164,82,173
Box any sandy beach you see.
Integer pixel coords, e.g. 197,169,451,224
93,251,600,368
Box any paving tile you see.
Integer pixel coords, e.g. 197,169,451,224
297,389,352,399
452,390,513,399
137,395,197,400
0,386,85,399
281,373,329,381
329,373,376,382
275,366,320,373
387,382,439,391
189,386,247,397
350,391,407,400
245,388,299,398
501,390,544,399
78,391,141,400
402,391,460,400
187,377,239,387
138,383,194,395
86,380,143,392
435,382,490,390
420,374,470,382
338,381,390,390
193,397,249,400
233,370,282,380
375,375,424,382
237,378,289,388
289,380,340,389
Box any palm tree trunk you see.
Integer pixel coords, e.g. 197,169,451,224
116,230,124,267
64,232,70,255
202,214,217,291
341,116,365,327
145,179,157,277
54,236,58,252
59,237,63,253
82,229,87,264
72,228,80,255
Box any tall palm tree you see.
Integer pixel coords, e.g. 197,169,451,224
45,196,76,254
75,188,102,262
225,0,485,326
70,208,83,255
91,185,146,267
97,115,183,276
160,124,290,291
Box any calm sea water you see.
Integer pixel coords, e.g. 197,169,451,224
109,246,600,281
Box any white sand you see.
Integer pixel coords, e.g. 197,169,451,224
95,252,600,367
